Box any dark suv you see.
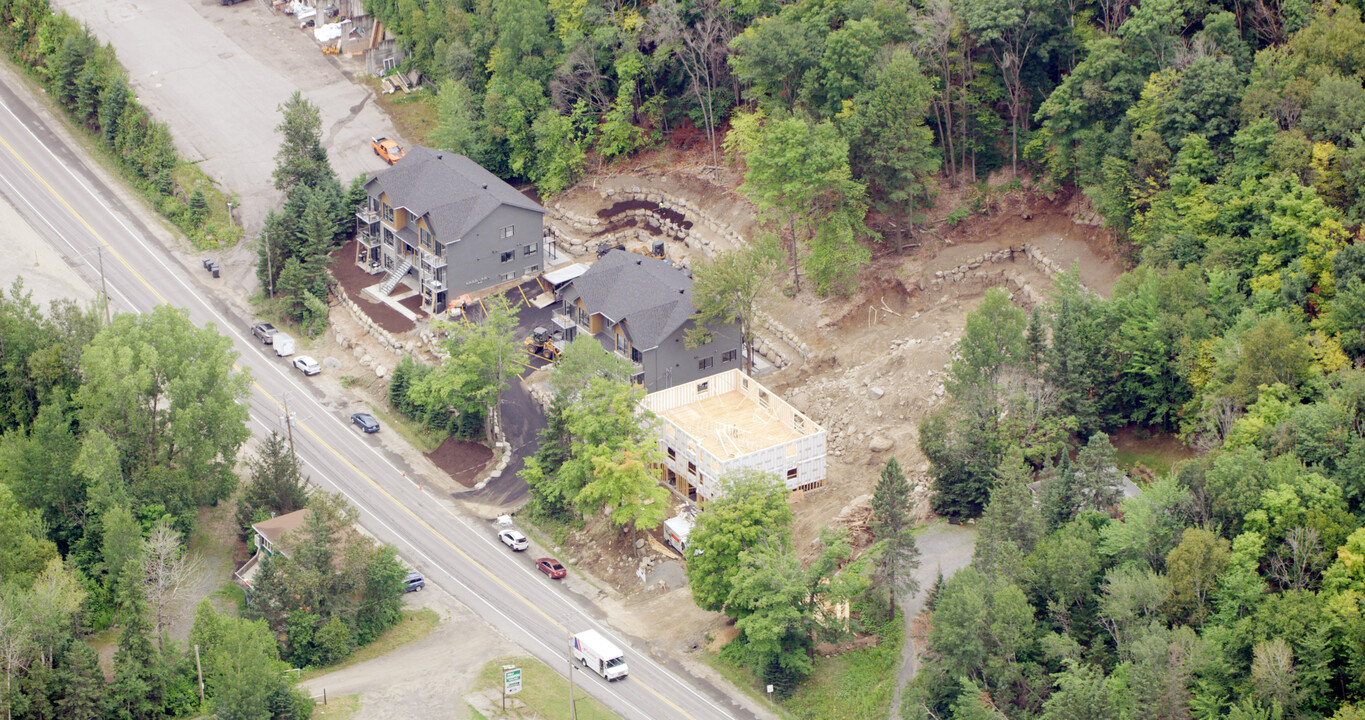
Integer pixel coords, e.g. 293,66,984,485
403,572,425,592
251,322,276,344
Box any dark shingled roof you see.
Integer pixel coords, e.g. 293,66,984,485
363,147,544,240
571,250,697,351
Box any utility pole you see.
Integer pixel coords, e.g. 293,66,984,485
569,652,577,720
283,394,297,458
263,225,275,299
97,245,111,324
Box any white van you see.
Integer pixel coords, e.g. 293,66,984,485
572,630,628,681
663,516,693,555
273,332,295,357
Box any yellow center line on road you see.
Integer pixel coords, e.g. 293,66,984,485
0,130,169,306
257,382,697,719
4,122,698,720
253,381,567,631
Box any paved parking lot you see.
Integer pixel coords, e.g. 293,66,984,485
57,0,400,295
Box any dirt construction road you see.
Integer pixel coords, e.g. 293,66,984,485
303,590,518,720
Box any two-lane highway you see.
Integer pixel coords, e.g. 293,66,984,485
0,74,767,720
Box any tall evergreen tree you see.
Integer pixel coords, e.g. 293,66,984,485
1041,452,1078,530
870,457,921,616
973,447,1044,582
235,432,310,539
110,563,166,720
54,640,107,720
272,91,335,195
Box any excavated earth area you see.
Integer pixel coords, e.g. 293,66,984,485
551,167,1124,562
519,168,1130,665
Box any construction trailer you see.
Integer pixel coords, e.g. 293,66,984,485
640,368,827,503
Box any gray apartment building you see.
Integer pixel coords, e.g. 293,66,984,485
354,147,546,313
554,250,744,391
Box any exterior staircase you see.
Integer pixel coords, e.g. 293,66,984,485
378,257,412,295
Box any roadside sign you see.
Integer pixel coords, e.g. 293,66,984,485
503,665,522,696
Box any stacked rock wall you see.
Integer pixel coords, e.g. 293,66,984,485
919,242,1087,308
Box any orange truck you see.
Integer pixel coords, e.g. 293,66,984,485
370,137,405,165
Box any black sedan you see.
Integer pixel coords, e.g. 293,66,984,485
351,412,380,433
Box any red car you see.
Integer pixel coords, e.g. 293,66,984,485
536,557,566,579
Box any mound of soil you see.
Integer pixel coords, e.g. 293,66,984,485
425,437,494,488
596,197,694,230
592,216,663,238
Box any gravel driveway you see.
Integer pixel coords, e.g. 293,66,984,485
889,521,977,719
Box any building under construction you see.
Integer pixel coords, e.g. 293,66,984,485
640,369,826,503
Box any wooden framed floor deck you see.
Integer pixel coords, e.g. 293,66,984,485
657,390,803,460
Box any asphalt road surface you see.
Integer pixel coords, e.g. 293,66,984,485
0,73,768,720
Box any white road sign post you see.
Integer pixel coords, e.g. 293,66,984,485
502,665,522,710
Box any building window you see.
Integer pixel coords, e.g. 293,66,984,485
722,349,737,363
667,447,676,460
524,243,538,255
696,381,709,394
687,462,697,476
382,202,393,222
616,331,628,353
419,226,432,250
698,356,714,371
500,271,515,281
759,390,770,408
500,225,515,238
525,265,539,274
500,251,514,263
631,348,642,363
786,468,798,480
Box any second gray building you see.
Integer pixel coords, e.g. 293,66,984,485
555,250,744,391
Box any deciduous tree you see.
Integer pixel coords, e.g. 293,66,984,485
685,470,793,612
687,236,780,375
141,522,203,651
1165,528,1230,624
843,47,940,253
725,111,868,293
76,305,251,526
422,295,522,443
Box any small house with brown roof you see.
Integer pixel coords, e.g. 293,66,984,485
233,509,311,586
